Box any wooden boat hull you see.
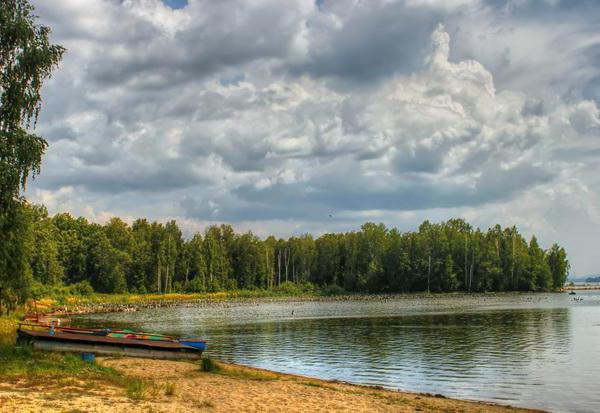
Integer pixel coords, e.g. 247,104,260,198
29,339,202,360
17,329,203,360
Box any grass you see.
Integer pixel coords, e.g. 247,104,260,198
164,381,176,396
0,315,150,402
27,282,335,313
301,380,331,389
200,358,278,382
1,314,118,381
0,316,18,346
200,357,221,373
126,378,147,400
0,343,155,401
0,344,119,379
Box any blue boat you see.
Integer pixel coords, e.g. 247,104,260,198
179,340,207,351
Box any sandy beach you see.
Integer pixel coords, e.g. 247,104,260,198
0,357,543,413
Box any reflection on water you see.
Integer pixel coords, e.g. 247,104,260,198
75,292,600,412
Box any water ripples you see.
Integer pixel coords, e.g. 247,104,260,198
75,291,600,412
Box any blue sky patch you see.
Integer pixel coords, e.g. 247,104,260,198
162,0,188,9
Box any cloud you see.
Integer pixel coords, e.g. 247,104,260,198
24,0,600,276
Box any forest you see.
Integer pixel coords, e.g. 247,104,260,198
0,202,570,311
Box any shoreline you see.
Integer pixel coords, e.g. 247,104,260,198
0,356,544,412
1,291,573,411
33,290,569,318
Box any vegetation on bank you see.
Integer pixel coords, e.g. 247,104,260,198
26,283,336,311
0,344,114,378
1,314,152,401
1,204,570,313
1,313,128,392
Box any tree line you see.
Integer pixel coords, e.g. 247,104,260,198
0,203,570,311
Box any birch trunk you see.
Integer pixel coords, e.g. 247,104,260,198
157,263,161,294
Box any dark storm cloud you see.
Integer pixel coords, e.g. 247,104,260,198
39,158,207,193
290,2,447,83
226,161,555,218
85,1,308,89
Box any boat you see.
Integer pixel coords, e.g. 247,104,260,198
568,290,576,295
17,322,207,360
178,340,208,351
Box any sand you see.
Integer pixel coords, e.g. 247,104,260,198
0,357,543,413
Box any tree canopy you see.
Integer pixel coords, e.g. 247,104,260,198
0,0,64,312
12,206,570,302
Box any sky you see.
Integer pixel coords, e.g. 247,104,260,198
26,0,600,276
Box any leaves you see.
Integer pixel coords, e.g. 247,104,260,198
0,0,64,311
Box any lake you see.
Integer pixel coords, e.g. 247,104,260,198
74,291,600,412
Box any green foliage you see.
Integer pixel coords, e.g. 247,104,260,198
320,284,346,296
0,344,117,378
201,357,220,372
126,378,147,400
547,244,570,288
0,0,64,313
273,281,303,295
30,280,94,300
2,202,572,301
0,0,65,207
0,204,33,314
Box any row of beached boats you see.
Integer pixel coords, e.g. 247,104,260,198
17,314,207,360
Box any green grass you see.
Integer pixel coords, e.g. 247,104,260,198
0,316,18,346
200,357,221,373
31,282,332,313
1,314,117,380
126,378,147,400
302,381,330,389
200,358,278,382
0,326,150,401
0,344,154,401
0,312,156,401
0,344,119,379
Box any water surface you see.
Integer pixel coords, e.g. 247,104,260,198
74,292,600,412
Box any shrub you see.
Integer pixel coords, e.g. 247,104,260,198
274,282,303,295
200,357,220,373
320,284,346,296
126,379,147,400
69,281,94,296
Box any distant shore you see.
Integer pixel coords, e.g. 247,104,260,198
31,289,571,319
0,357,543,413
565,284,600,290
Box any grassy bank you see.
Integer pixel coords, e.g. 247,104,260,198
0,314,146,402
22,282,349,315
0,330,153,408
12,287,565,321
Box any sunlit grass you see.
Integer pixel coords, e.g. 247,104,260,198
164,381,176,396
125,378,147,400
0,316,18,346
33,284,324,312
0,344,118,379
200,358,278,381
